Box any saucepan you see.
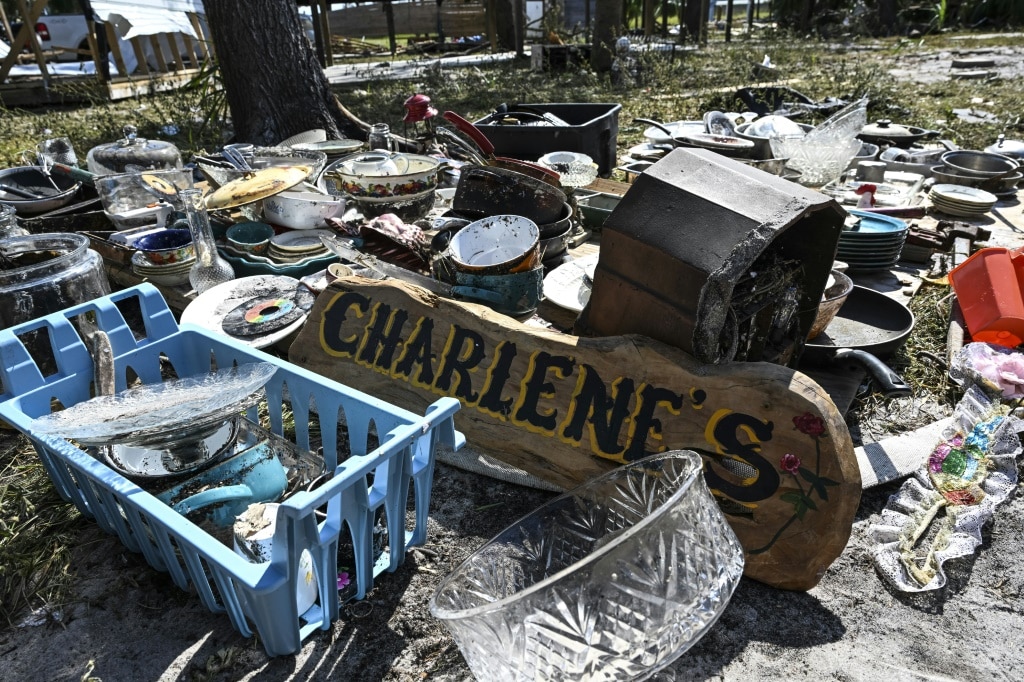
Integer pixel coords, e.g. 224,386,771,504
801,285,914,398
633,118,755,158
441,111,563,185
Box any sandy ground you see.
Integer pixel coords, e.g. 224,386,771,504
1,456,1022,682
3,38,1024,682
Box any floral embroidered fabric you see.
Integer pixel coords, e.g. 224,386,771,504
870,357,1023,592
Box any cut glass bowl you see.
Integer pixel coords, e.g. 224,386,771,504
430,450,745,681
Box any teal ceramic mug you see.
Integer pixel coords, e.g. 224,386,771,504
156,439,287,527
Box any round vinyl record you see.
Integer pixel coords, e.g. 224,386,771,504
180,275,315,348
222,294,304,336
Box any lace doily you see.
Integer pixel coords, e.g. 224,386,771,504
869,384,1023,592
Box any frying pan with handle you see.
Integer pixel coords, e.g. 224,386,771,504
802,285,915,398
441,111,562,185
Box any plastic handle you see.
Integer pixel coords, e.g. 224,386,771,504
172,484,253,516
443,110,495,156
833,348,912,398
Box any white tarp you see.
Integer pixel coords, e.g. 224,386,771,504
90,0,205,40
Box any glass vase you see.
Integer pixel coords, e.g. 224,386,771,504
181,188,234,294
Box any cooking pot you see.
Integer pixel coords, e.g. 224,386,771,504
802,285,914,398
858,119,940,148
633,118,755,158
453,165,566,225
156,438,288,528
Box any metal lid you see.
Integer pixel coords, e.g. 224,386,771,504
205,165,311,210
985,134,1024,159
860,119,917,138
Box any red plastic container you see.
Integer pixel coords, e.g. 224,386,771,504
949,246,1024,347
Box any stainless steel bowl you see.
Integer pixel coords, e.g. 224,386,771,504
940,150,1019,178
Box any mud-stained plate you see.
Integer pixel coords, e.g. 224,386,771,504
180,275,316,348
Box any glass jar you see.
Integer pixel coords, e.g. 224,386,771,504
0,233,111,371
181,189,234,294
368,123,394,152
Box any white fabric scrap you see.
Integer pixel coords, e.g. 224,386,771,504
856,417,954,489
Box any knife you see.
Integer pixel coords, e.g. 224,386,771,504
320,233,454,295
319,233,506,306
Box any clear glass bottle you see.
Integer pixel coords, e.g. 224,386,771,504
181,188,234,294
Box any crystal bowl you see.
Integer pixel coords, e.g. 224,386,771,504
770,133,862,187
430,450,745,682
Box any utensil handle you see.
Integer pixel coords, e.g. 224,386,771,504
51,162,96,186
443,110,496,156
172,484,253,516
833,348,912,398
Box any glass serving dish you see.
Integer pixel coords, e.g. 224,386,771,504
31,362,277,448
430,450,745,682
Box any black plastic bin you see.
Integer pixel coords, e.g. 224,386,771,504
473,103,622,177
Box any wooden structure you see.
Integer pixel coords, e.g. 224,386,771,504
290,277,862,590
0,0,212,106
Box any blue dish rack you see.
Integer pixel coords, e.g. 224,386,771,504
0,283,463,656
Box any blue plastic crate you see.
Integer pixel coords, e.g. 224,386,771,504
0,284,463,656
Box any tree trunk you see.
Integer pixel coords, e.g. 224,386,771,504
494,0,517,50
591,0,623,72
202,0,363,146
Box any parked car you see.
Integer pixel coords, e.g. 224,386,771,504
10,9,91,62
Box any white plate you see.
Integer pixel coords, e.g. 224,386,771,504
543,254,599,313
180,275,314,349
269,229,336,252
930,184,998,205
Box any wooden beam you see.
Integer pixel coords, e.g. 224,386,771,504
104,21,128,76
0,0,50,86
148,34,168,72
0,4,15,44
384,0,397,55
129,37,151,76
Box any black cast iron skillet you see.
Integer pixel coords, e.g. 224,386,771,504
802,285,915,398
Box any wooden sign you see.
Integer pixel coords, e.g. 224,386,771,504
289,278,862,590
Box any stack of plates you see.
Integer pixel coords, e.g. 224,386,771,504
267,229,333,263
929,184,998,217
132,250,194,286
836,209,909,272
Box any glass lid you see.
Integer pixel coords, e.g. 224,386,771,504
32,362,277,447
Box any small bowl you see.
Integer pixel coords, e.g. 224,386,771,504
263,190,345,229
135,228,194,265
325,262,354,284
226,221,275,255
